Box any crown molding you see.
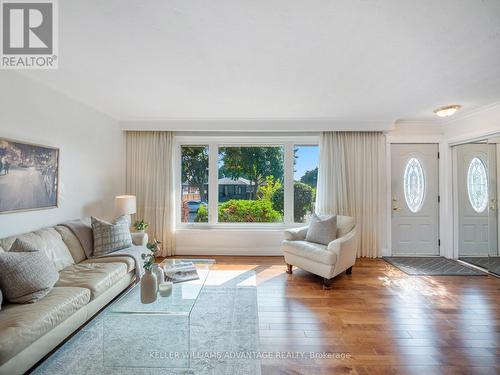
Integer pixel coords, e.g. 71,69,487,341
440,100,500,126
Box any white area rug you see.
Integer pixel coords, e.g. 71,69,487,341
32,270,260,375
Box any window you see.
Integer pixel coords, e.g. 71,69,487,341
218,146,284,223
177,138,319,226
181,146,208,223
467,157,488,213
294,145,319,223
403,157,425,213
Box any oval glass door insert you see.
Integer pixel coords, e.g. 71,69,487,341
404,158,425,213
467,157,488,213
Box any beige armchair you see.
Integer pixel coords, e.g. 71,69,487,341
281,215,358,289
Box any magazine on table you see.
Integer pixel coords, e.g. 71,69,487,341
162,261,199,283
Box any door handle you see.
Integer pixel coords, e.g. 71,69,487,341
392,197,401,211
490,199,498,211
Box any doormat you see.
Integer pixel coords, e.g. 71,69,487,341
383,257,487,276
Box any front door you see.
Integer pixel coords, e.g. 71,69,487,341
391,144,439,255
456,144,497,256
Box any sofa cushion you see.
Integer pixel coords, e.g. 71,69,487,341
0,250,59,303
0,287,90,366
54,225,87,263
0,228,75,271
91,216,132,257
337,216,355,238
81,256,135,273
55,263,128,300
282,240,337,265
306,214,337,245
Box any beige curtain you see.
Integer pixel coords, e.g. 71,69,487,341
317,132,386,258
126,131,175,257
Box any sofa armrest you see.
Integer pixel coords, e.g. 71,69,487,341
327,227,358,273
283,226,309,241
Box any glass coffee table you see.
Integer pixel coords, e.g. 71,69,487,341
103,259,214,368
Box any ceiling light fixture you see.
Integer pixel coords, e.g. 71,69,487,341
433,104,462,117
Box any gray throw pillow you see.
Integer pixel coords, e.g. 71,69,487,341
305,214,337,246
0,289,3,310
10,238,39,252
0,250,59,303
92,216,132,257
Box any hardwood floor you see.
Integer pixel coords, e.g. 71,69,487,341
173,256,500,375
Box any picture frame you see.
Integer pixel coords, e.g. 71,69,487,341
0,137,59,214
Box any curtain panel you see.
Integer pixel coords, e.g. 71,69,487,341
126,131,175,257
317,132,386,258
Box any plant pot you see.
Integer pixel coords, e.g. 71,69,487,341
140,269,157,304
136,229,145,233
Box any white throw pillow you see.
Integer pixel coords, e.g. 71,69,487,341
305,214,337,246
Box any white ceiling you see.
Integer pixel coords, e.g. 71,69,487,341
19,0,500,124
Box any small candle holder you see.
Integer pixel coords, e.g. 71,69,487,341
158,281,173,297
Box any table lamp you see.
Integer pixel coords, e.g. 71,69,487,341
115,195,136,225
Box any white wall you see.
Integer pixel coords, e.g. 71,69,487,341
176,229,284,256
0,73,124,238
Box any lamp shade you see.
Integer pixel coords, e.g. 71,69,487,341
115,195,136,215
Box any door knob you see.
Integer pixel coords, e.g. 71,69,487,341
490,198,498,211
392,197,401,211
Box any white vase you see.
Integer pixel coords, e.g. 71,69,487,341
152,264,164,288
140,269,157,304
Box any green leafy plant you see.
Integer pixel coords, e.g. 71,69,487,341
257,176,282,202
218,199,282,223
300,167,318,188
272,182,314,222
141,239,161,271
133,219,149,231
194,204,208,222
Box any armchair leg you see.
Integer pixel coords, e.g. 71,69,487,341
323,278,333,290
346,266,353,275
286,263,293,274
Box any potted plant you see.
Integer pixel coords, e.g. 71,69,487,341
140,239,160,304
133,219,149,233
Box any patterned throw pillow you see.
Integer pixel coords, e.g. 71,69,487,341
91,216,132,257
0,250,59,303
305,214,337,246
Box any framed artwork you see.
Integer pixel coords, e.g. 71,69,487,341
0,138,59,214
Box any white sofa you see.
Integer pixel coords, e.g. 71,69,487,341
0,225,138,375
281,215,357,289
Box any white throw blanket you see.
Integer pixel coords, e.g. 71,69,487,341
98,245,147,278
60,219,147,278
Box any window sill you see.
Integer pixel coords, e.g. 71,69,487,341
176,223,306,231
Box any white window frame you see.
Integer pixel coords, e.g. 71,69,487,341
175,134,319,229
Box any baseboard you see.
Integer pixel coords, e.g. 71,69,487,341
175,247,283,256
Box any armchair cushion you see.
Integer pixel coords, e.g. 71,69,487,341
282,240,337,265
305,214,337,245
